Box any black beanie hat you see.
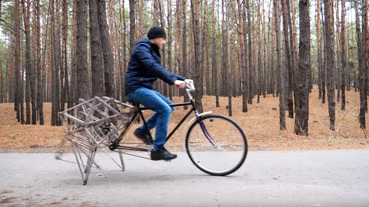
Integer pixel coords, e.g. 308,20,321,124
147,26,166,40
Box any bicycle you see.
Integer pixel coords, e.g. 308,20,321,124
57,79,248,185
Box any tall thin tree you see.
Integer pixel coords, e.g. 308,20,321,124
281,0,293,118
36,0,43,124
320,3,326,104
51,0,61,126
212,0,219,107
97,0,115,97
69,0,78,107
238,0,247,112
129,0,136,53
14,0,21,123
294,0,310,135
21,0,32,124
61,0,68,112
182,0,189,109
76,0,90,100
246,0,253,104
274,0,286,130
341,0,346,110
89,0,105,97
324,0,335,131
167,0,173,100
355,0,365,128
317,0,323,99
191,0,203,113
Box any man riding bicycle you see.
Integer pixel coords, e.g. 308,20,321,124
125,26,186,161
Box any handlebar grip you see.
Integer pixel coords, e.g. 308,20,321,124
185,79,195,91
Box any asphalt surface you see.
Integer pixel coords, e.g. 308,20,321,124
1,149,369,207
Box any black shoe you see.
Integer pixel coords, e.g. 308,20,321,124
133,128,153,145
151,147,177,161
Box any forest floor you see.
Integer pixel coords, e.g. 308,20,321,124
0,85,369,152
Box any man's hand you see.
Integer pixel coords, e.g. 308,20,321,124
174,80,186,88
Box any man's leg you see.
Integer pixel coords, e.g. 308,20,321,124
141,91,173,130
126,88,173,149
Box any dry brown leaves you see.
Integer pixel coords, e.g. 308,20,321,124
1,86,368,151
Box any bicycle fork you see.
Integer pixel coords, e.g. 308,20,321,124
195,113,223,150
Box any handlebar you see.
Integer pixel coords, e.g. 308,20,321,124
185,79,195,100
185,79,195,91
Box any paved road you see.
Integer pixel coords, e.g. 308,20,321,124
1,149,369,207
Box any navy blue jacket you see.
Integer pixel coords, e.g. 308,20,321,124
125,38,185,95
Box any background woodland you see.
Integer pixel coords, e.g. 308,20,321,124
0,0,368,137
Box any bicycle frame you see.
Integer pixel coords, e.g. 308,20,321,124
140,100,196,143
112,79,215,152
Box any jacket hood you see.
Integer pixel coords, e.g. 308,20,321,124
136,38,151,46
136,38,160,54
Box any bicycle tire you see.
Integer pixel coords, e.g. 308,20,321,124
185,115,248,176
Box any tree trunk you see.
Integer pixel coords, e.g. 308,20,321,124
97,0,115,98
61,0,68,112
355,0,365,128
41,15,49,103
238,0,247,112
341,0,346,110
212,0,219,107
270,10,275,97
174,0,181,98
286,0,296,93
221,0,227,97
69,0,78,108
121,0,127,100
20,65,24,124
138,0,144,38
317,0,323,99
108,0,118,98
0,67,3,103
291,0,301,90
257,0,262,103
324,0,336,131
167,0,173,100
76,0,90,100
31,0,37,124
226,0,232,116
191,0,203,113
159,1,166,95
36,0,43,125
320,4,326,104
6,38,14,104
89,0,105,97
360,0,369,127
281,0,293,118
129,0,135,54
182,0,189,109
21,0,32,124
204,0,210,96
274,0,286,130
294,0,310,136
51,0,60,126
335,0,341,103
152,0,159,25
55,0,62,111
363,0,369,109
247,0,253,105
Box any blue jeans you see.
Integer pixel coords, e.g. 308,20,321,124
126,88,173,150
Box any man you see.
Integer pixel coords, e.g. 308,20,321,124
125,26,186,161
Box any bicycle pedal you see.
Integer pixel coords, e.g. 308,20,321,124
108,143,118,151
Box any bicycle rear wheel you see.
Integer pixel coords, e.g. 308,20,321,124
185,115,247,176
